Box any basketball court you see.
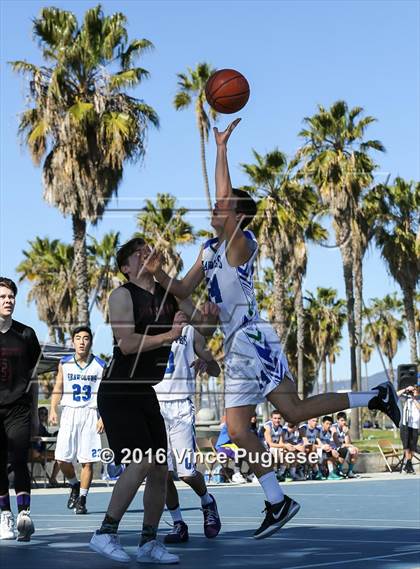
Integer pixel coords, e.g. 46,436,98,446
1,474,419,569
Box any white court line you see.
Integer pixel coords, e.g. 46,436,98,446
278,550,420,569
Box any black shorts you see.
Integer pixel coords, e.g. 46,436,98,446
338,447,349,459
0,398,31,459
98,388,167,466
400,425,419,452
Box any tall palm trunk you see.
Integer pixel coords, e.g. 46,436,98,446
354,252,364,439
199,124,212,212
328,358,334,392
364,361,369,391
72,216,90,326
401,285,418,363
386,353,395,384
337,222,359,439
273,253,287,343
294,279,305,398
321,357,327,393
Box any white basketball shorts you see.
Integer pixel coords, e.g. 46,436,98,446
55,406,102,463
224,321,292,408
159,398,196,477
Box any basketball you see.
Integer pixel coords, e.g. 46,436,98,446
205,69,250,114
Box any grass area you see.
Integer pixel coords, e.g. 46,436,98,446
354,428,402,452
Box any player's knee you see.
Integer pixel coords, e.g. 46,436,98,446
81,462,93,470
180,472,198,485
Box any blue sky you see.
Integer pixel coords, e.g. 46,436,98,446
0,0,418,381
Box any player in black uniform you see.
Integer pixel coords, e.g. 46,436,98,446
89,238,218,565
0,277,41,542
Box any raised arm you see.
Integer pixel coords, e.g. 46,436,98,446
214,119,254,266
145,249,204,300
109,287,187,355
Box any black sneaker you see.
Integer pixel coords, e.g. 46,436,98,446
202,495,221,538
164,521,189,544
368,381,401,427
253,495,300,539
403,462,415,474
75,495,87,515
67,482,80,509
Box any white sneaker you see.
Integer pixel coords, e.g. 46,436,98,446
89,532,131,563
0,510,16,540
136,540,179,564
232,472,246,484
16,510,34,542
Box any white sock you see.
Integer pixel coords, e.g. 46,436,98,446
258,472,284,505
233,465,241,474
169,506,183,523
80,488,88,497
348,390,378,408
200,491,213,507
327,462,334,473
68,477,78,486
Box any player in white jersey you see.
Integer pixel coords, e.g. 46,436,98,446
145,119,401,539
153,324,221,543
49,326,105,514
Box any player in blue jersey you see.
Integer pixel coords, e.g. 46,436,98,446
50,326,106,514
300,418,323,480
145,119,401,539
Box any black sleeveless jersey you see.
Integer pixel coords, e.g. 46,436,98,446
102,282,178,392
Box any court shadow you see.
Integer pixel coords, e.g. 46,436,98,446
1,526,419,569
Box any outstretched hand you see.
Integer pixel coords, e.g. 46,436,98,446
213,118,241,146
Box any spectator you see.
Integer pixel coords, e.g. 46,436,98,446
263,411,284,475
397,384,420,474
278,423,306,481
300,418,322,480
215,419,246,484
316,416,341,480
331,412,359,478
31,407,59,486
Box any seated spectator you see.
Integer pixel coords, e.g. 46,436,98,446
316,415,342,480
31,407,60,486
278,423,306,481
300,418,322,480
331,412,359,478
215,419,246,483
263,410,284,473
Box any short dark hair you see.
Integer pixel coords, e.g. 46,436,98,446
116,237,146,279
232,188,257,229
38,406,48,416
71,326,93,341
322,415,333,423
337,412,347,421
0,277,17,296
271,409,281,417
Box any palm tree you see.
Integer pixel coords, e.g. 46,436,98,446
174,63,218,211
367,178,420,363
305,287,346,394
361,341,374,390
364,294,406,383
10,5,159,325
327,344,341,392
16,237,78,343
88,231,122,322
135,193,196,276
298,101,384,438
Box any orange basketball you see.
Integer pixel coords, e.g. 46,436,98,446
205,69,250,114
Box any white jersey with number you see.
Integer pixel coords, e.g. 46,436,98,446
154,325,196,401
60,354,106,409
202,230,260,343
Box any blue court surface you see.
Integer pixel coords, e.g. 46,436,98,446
1,475,419,569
